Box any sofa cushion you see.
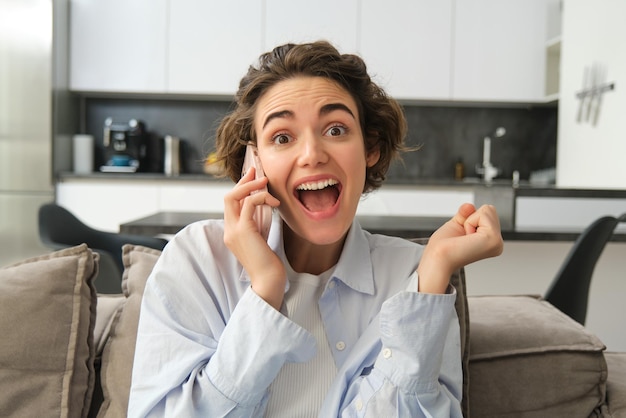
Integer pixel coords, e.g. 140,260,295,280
97,245,161,418
468,295,607,418
605,352,626,418
0,244,98,418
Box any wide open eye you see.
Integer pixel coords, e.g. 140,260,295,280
325,124,348,137
272,132,292,145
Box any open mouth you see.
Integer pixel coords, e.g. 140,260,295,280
295,178,341,212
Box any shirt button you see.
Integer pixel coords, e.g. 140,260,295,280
335,341,346,351
382,348,392,359
328,280,336,289
355,398,363,411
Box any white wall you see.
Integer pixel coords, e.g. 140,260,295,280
556,0,626,189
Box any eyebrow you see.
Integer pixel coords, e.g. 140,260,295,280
320,103,355,119
262,110,293,129
262,102,356,129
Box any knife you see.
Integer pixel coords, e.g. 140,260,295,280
592,64,605,126
576,66,588,123
585,63,597,122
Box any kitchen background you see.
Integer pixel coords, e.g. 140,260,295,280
58,0,570,187
81,98,557,182
2,0,626,351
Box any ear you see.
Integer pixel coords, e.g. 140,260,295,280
366,146,380,168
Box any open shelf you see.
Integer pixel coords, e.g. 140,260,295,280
545,36,561,99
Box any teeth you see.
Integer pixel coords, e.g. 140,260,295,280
296,179,339,191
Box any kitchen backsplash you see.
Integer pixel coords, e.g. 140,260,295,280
83,98,556,183
398,105,557,182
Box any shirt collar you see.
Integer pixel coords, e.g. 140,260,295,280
330,218,375,295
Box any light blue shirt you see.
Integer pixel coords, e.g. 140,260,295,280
128,213,463,417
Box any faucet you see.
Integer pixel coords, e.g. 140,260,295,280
476,127,506,183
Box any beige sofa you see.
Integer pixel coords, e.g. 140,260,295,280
0,244,624,418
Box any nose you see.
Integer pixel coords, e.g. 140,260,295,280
297,131,328,167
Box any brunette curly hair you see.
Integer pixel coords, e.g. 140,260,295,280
214,40,408,193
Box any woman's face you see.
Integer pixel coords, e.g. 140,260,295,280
254,76,379,247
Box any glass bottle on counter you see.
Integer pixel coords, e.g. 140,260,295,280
454,158,465,181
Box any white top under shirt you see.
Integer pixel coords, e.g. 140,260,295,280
265,264,337,417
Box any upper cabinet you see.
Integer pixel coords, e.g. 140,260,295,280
264,0,359,53
69,0,168,93
168,1,263,95
171,0,358,95
359,0,453,101
452,0,549,103
69,0,554,103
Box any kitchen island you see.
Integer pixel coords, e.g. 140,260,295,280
119,211,450,239
119,210,626,242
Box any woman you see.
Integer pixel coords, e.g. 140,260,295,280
128,41,503,417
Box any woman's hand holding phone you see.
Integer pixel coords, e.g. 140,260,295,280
223,145,284,310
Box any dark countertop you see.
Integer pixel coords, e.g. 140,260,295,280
57,171,626,197
514,187,626,198
119,212,450,239
57,171,228,183
120,211,626,242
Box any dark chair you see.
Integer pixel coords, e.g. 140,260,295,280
38,203,168,294
544,213,626,325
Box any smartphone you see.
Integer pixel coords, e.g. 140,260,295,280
242,144,272,240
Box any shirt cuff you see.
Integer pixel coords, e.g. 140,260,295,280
411,270,456,295
376,290,458,393
206,286,316,406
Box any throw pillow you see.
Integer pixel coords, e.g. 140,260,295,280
97,245,161,418
0,244,98,418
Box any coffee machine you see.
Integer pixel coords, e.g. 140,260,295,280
101,118,148,172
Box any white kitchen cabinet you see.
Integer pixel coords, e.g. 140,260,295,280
357,185,474,217
56,180,160,232
56,179,476,232
264,0,359,53
359,0,453,101
452,0,548,102
69,0,168,93
69,0,553,102
361,0,549,103
515,196,626,232
158,182,233,213
168,0,264,95
55,179,234,232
